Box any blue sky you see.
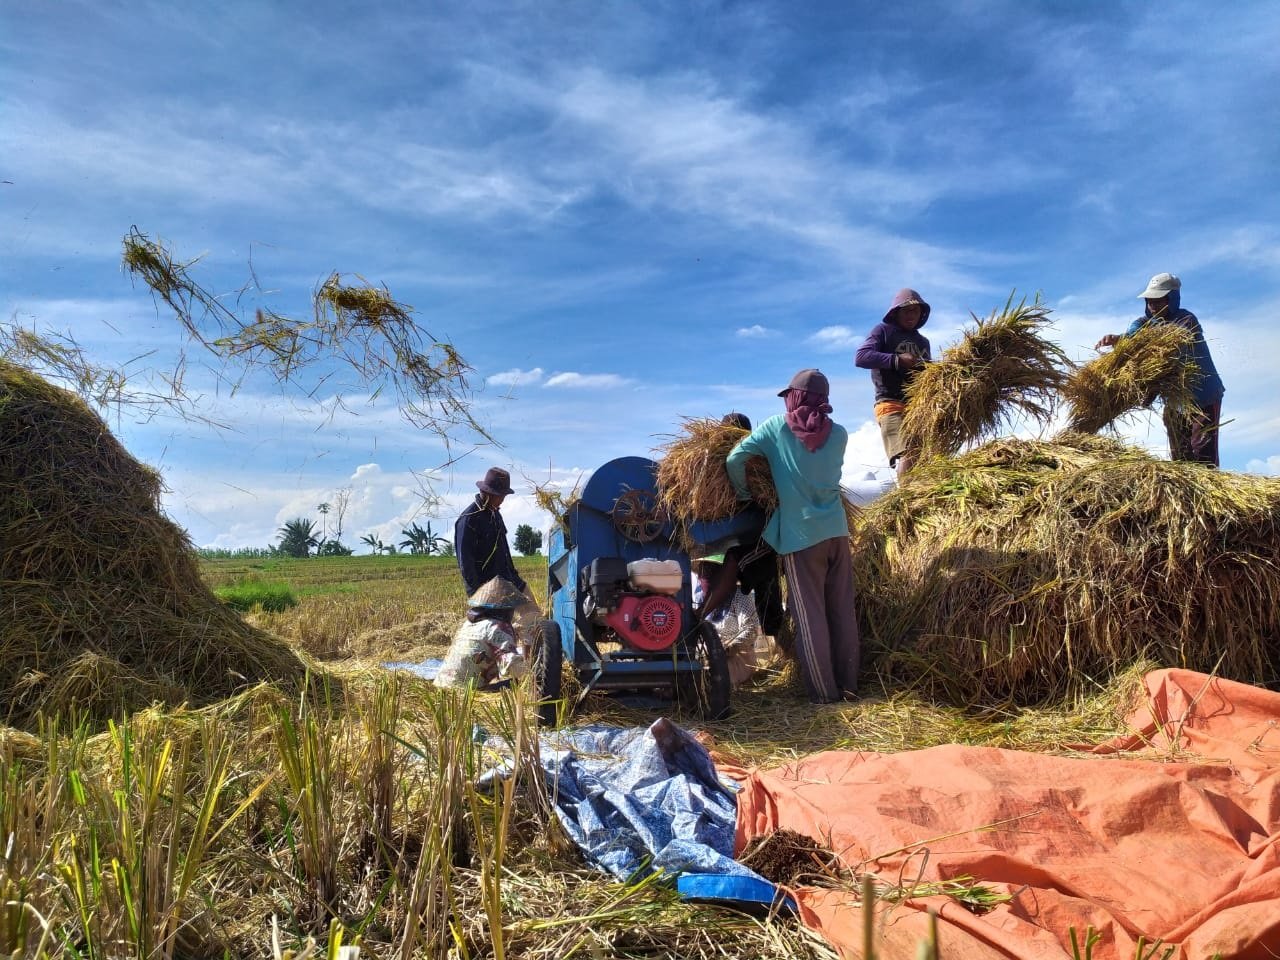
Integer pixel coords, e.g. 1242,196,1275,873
4,1,1279,550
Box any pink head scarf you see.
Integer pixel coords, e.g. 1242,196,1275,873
784,388,833,452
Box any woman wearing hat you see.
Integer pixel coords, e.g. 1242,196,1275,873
434,577,528,689
725,369,860,703
1095,273,1225,467
455,467,541,649
856,288,933,480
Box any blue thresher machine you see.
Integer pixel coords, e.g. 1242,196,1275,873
535,456,765,725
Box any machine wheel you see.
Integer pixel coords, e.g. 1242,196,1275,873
678,621,732,721
532,620,564,727
610,488,665,543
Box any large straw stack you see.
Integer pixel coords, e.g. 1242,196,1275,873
1062,323,1200,434
901,295,1069,462
0,360,315,729
852,433,1280,704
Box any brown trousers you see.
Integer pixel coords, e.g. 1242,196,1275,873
782,536,860,702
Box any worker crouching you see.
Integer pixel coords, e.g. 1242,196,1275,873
434,577,529,690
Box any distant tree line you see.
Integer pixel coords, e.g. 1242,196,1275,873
199,514,545,560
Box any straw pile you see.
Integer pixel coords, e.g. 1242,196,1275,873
655,418,777,522
0,360,314,729
901,295,1069,461
1063,323,1200,434
852,433,1280,704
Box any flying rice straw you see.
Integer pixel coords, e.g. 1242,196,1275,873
901,294,1070,463
1062,322,1201,434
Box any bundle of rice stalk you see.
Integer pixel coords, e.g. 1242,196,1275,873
0,360,319,730
850,434,1280,705
655,418,777,522
901,294,1070,462
1063,322,1200,434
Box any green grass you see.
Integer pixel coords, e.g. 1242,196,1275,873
214,579,299,613
200,553,546,590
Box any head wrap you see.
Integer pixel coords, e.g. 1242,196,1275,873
783,388,833,453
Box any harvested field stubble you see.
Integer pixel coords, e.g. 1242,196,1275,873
0,675,839,960
0,361,314,728
852,433,1280,704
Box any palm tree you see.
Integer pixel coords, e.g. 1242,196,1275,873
400,521,450,556
277,517,320,558
359,532,381,556
317,502,331,541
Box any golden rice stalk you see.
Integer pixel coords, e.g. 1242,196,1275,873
655,419,777,522
1062,323,1201,434
901,294,1070,462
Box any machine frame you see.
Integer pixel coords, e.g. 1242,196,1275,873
534,456,765,725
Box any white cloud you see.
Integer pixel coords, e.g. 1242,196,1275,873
543,372,632,389
808,325,861,352
735,324,777,339
1245,456,1280,476
487,366,544,387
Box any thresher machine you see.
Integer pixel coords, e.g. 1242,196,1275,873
534,456,766,725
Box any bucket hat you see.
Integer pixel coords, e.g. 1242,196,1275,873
467,577,526,610
777,368,830,398
477,467,514,496
1137,273,1181,299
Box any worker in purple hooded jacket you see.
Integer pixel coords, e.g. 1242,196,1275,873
855,288,933,479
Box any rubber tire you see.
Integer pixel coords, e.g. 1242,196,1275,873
533,620,564,728
681,621,732,721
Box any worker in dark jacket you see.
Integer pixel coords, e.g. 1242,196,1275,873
455,467,541,649
1094,273,1225,467
855,288,932,479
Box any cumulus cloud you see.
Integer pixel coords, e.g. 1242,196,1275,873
487,366,544,387
808,325,862,351
1245,456,1280,476
543,372,632,389
735,324,777,338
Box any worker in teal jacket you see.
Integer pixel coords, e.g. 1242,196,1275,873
725,369,859,703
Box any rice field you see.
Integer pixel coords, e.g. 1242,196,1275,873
0,551,1154,960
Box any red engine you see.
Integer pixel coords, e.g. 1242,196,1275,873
603,594,682,651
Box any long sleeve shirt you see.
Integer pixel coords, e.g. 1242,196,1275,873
455,496,526,595
855,322,932,403
1124,308,1225,407
725,413,849,555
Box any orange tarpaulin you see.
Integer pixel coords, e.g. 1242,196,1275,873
731,670,1280,959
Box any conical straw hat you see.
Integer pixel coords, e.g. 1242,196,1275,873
467,577,525,610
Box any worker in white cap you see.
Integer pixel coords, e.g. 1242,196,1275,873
1094,273,1225,466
